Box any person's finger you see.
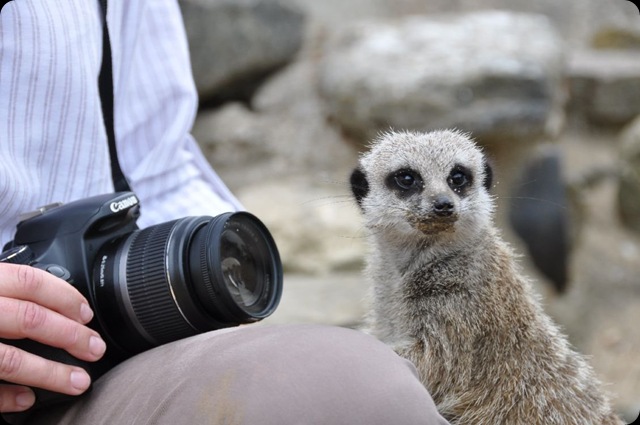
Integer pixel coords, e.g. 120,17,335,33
0,297,106,362
0,263,93,324
0,385,35,412
0,344,91,396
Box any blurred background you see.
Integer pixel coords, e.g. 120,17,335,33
178,0,640,420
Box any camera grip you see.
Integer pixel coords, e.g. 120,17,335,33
0,338,93,415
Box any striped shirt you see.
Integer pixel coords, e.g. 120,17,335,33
0,0,242,245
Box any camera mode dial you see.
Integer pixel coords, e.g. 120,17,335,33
0,245,34,264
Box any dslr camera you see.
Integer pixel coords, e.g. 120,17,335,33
0,192,282,411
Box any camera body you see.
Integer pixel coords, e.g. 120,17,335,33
2,192,143,368
0,191,283,411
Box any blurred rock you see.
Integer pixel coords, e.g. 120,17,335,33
617,116,640,233
317,11,566,145
455,0,639,48
237,180,367,275
591,27,640,50
567,49,640,128
192,61,359,192
193,103,281,187
281,0,639,49
260,272,369,327
179,0,305,104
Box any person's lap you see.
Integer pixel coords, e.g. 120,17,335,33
28,324,449,425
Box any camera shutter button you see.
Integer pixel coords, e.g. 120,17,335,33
45,265,71,281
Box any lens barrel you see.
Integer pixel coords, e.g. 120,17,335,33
93,212,282,355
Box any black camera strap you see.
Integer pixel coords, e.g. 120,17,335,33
98,0,131,193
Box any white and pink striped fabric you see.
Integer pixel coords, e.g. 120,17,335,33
0,0,242,245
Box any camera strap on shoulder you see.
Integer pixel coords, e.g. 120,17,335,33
98,0,131,193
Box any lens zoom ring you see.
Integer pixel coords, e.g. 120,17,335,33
126,221,195,344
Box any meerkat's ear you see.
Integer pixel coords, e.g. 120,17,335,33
350,167,369,208
483,158,493,191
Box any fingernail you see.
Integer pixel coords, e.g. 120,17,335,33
89,335,106,358
70,370,91,392
15,389,35,410
80,303,94,323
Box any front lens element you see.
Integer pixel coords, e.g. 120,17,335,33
191,212,282,322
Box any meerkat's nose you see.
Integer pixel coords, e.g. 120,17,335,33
433,195,455,217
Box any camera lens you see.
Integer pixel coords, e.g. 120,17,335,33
93,212,282,356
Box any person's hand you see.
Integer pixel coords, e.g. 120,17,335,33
0,263,106,412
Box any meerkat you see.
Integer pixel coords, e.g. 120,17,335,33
350,129,623,425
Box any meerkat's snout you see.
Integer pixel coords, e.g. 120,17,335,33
412,192,459,235
432,194,455,217
383,167,461,234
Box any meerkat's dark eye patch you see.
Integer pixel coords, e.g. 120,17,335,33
483,160,493,191
386,169,424,197
447,165,473,195
350,167,369,208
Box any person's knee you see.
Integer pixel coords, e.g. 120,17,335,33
231,324,446,425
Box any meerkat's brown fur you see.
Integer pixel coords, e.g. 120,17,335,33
350,130,622,425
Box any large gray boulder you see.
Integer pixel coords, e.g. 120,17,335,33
318,11,566,145
179,0,305,104
192,61,359,191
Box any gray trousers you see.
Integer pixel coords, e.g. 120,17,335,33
29,324,449,424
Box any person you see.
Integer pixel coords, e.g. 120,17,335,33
0,1,450,424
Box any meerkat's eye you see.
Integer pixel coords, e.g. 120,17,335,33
449,171,467,187
396,172,416,189
448,166,473,194
386,169,423,196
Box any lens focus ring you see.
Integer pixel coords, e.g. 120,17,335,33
125,221,196,344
